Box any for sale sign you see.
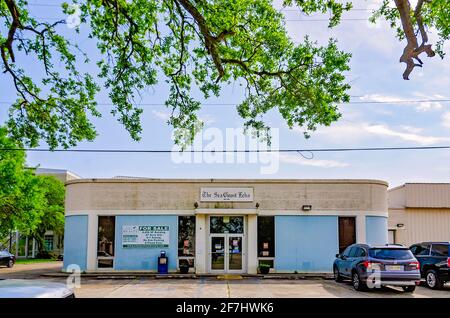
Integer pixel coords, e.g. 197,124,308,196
122,225,170,248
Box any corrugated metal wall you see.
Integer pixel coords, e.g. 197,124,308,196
395,208,450,246
405,184,450,208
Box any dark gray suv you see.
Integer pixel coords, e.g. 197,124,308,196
333,244,421,292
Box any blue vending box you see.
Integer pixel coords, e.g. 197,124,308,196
157,251,168,274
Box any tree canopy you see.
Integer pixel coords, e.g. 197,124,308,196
0,0,449,148
0,126,44,237
31,175,65,254
0,127,64,244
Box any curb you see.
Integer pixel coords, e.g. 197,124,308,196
41,272,333,280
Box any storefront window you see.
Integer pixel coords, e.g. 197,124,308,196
257,216,275,258
210,216,244,234
178,216,196,257
97,216,115,268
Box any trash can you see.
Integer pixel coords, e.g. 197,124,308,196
157,251,168,274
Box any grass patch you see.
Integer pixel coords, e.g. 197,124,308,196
15,258,60,264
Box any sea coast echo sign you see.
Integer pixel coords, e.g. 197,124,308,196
122,225,170,248
200,188,254,202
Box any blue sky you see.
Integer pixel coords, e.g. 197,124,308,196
1,0,450,188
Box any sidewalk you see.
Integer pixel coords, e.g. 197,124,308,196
2,261,332,280
41,271,333,280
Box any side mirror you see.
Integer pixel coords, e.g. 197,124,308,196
335,253,340,258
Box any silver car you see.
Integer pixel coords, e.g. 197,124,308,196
0,279,75,298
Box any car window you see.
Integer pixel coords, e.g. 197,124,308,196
369,248,414,260
431,244,449,257
342,246,352,257
413,244,431,256
348,247,358,258
355,248,366,257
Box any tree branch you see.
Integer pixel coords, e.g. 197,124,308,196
394,0,435,80
174,0,234,81
3,0,22,63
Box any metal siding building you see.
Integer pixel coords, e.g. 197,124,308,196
388,183,450,246
63,178,388,274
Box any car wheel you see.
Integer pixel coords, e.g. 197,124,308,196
334,266,343,282
402,285,416,293
352,271,366,291
425,270,443,289
7,259,14,268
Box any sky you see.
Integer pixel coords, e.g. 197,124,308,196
1,0,450,188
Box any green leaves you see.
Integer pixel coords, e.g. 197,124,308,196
3,0,445,148
284,0,353,27
0,127,65,239
0,127,43,236
1,0,100,149
0,0,355,148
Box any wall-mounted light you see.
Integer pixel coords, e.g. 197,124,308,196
194,202,199,208
255,202,260,208
302,205,312,211
396,223,404,228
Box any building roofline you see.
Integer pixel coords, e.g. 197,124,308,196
34,167,82,179
387,184,406,192
404,182,450,185
65,178,388,186
388,182,450,192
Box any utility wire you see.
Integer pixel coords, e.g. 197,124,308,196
30,16,371,22
0,99,449,106
28,3,375,12
1,146,450,153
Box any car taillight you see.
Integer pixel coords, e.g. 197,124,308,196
447,257,450,268
409,261,420,270
363,261,381,270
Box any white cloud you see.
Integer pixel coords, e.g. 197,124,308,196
399,125,423,134
152,110,170,121
442,111,450,129
415,101,443,112
359,94,405,103
365,124,450,145
358,94,444,112
279,153,349,168
311,122,450,145
152,111,216,125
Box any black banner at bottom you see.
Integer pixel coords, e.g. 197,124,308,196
1,298,447,315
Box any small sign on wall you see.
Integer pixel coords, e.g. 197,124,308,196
122,225,169,248
200,188,254,202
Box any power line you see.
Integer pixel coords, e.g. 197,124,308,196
0,99,449,106
28,3,375,12
30,16,371,22
1,145,450,153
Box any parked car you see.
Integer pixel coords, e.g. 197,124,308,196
333,244,421,292
409,242,450,289
0,279,75,298
0,250,15,268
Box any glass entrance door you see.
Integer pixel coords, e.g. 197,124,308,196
209,216,245,273
211,236,225,270
210,234,244,273
228,236,243,271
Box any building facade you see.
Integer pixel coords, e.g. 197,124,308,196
388,183,450,246
63,179,388,274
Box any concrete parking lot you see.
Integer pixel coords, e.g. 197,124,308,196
1,262,449,298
